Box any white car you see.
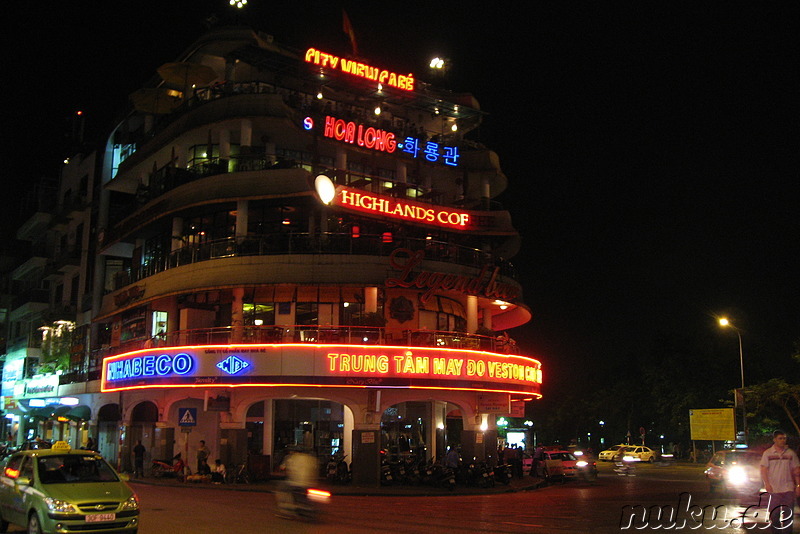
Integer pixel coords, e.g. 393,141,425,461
625,446,659,462
598,444,629,461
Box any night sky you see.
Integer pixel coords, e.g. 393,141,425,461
3,2,799,402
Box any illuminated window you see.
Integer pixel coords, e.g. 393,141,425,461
243,303,275,326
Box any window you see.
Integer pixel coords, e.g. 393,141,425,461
243,303,275,326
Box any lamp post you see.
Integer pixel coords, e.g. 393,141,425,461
719,318,746,443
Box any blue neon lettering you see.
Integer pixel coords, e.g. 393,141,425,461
155,355,171,375
107,353,196,381
143,355,155,375
173,353,193,375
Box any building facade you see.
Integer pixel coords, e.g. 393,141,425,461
2,26,541,484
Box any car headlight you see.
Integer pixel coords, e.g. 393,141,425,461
120,495,139,511
44,498,78,514
576,460,588,468
726,466,747,486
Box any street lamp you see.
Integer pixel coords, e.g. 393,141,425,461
719,317,746,443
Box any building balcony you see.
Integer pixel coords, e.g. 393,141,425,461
90,324,519,363
111,233,517,291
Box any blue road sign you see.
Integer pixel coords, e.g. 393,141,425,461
178,407,197,427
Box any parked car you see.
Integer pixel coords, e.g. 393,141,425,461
0,441,139,533
705,449,763,495
625,446,659,463
598,444,629,461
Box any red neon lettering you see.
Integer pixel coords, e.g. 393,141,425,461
324,116,335,138
364,127,376,149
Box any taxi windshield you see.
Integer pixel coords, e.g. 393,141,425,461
37,455,119,484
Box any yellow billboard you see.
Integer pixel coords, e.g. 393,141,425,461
689,408,735,441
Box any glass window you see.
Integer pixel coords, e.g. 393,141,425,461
295,303,318,325
37,455,119,484
243,303,275,326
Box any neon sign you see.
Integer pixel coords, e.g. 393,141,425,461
335,188,471,230
308,116,459,166
305,48,415,91
386,248,520,303
323,116,397,153
101,345,542,396
106,352,193,380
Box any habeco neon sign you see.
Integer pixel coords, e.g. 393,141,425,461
337,188,470,229
101,345,541,396
305,48,415,91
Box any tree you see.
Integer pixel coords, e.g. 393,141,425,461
38,320,75,374
744,378,800,437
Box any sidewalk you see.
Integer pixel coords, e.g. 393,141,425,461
129,473,546,497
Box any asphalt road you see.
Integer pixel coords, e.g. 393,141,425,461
2,462,782,533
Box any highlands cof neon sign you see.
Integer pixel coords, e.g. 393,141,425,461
305,48,415,91
335,188,471,229
101,345,542,396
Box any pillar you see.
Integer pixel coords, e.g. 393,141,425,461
365,287,378,314
240,119,253,149
351,423,381,486
235,199,249,240
482,307,493,330
171,217,184,252
433,401,447,460
460,413,498,466
219,129,231,171
466,295,478,333
396,160,407,183
335,148,347,173
231,287,244,343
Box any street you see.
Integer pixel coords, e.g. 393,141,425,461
2,462,778,533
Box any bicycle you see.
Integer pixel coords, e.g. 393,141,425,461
226,462,251,484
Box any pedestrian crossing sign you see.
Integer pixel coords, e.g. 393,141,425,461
178,407,197,426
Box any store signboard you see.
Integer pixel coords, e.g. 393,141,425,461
102,344,543,396
21,375,60,398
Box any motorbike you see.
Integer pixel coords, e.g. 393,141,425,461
324,454,351,485
152,453,191,480
613,453,636,477
276,486,331,521
422,457,456,490
573,450,598,482
493,462,514,485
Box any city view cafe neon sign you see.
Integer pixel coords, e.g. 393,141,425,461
304,47,415,91
101,345,542,396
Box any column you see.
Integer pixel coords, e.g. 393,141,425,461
365,287,378,314
466,295,478,333
231,288,244,343
240,119,253,150
460,413,498,466
219,129,231,171
235,199,249,240
171,217,184,252
335,148,347,173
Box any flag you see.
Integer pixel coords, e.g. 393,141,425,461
342,9,358,56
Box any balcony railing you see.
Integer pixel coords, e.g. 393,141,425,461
112,233,517,291
91,325,520,362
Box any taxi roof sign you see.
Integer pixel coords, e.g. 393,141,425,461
51,441,71,451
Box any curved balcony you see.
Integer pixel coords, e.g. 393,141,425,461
94,325,520,361
112,233,518,291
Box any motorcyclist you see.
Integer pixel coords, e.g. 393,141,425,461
276,447,318,515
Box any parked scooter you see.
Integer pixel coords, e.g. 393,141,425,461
324,454,351,485
151,453,190,480
493,462,514,485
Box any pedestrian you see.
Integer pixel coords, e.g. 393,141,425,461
212,458,226,483
444,446,460,470
531,445,544,477
197,440,211,473
760,430,800,533
133,440,146,478
85,437,96,452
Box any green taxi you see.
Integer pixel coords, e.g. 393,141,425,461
0,441,139,533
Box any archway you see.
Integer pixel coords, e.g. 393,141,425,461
97,404,122,465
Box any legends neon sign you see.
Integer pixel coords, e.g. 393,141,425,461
335,188,471,229
305,48,415,91
101,345,542,396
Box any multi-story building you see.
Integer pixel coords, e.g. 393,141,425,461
4,25,541,484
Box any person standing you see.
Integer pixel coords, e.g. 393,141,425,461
197,440,211,474
85,437,96,452
133,440,146,478
760,430,800,533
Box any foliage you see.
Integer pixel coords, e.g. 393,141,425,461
744,378,800,437
38,320,75,374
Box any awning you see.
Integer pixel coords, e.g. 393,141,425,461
65,405,91,422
